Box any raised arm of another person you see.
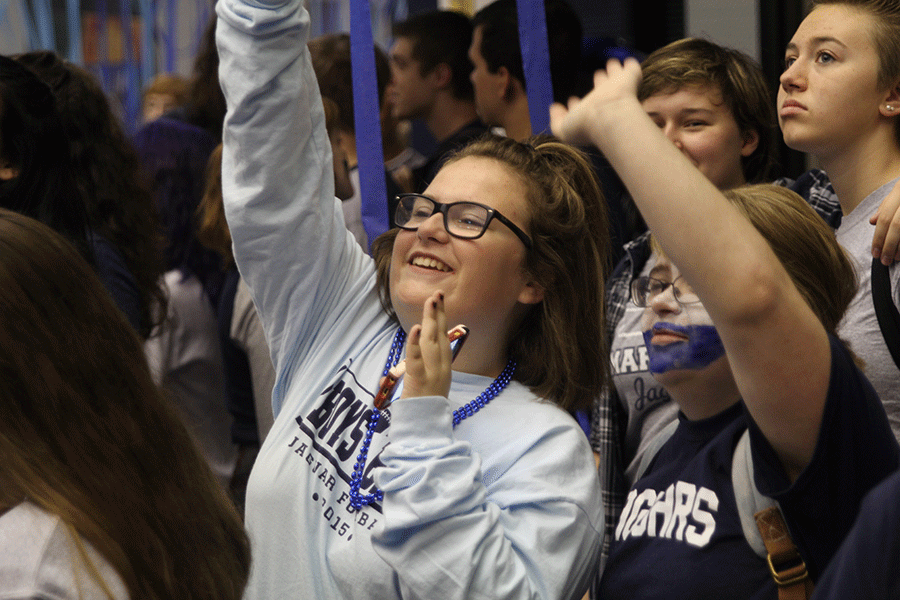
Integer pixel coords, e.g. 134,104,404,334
551,59,829,479
872,178,900,265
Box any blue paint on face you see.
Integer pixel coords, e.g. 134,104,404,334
642,322,726,374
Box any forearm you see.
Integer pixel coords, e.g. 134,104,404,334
373,397,602,600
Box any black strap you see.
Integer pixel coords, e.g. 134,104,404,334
871,258,900,370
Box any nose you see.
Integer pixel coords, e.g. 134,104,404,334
416,211,449,243
661,122,683,151
648,283,681,317
780,58,805,92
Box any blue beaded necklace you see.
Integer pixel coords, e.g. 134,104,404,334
348,327,516,509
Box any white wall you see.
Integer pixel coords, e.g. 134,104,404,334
686,0,760,62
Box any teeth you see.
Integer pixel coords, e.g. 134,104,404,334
411,256,451,272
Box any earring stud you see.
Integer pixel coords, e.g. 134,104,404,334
888,105,896,111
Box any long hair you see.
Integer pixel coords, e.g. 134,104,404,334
374,134,610,411
133,117,225,305
637,37,777,183
0,208,250,599
0,55,93,263
15,51,167,339
196,143,233,266
811,0,900,145
182,14,228,141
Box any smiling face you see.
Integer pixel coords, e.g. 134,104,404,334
389,155,542,343
641,84,757,190
778,4,889,160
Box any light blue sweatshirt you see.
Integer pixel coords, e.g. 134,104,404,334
216,0,603,597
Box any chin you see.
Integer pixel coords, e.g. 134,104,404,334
779,127,818,154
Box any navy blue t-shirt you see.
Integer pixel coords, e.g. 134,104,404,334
811,469,900,600
598,336,899,599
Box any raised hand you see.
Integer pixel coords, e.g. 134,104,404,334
871,178,900,265
401,291,451,399
549,57,643,147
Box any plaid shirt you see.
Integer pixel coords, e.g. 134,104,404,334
589,169,841,586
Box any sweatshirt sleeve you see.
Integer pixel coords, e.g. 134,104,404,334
216,0,374,407
373,397,603,600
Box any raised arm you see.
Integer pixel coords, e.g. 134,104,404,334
551,60,830,478
216,0,373,395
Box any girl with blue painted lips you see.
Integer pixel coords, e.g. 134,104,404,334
552,59,900,599
637,264,726,378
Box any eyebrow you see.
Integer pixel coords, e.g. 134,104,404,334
646,107,715,118
648,264,671,278
785,36,849,53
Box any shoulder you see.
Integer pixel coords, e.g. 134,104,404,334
89,232,142,331
776,168,841,228
0,502,129,600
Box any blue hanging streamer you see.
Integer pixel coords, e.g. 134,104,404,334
350,0,389,249
98,0,111,91
165,0,176,72
139,0,155,88
515,0,552,135
120,0,141,131
19,0,41,50
66,0,83,61
33,0,56,48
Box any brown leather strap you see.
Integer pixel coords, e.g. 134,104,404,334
755,506,814,600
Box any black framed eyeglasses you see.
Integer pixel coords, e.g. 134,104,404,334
394,194,533,249
630,275,701,308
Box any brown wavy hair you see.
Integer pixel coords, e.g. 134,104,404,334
15,51,167,339
373,134,610,411
0,208,250,599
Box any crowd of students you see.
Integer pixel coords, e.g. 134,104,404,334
1,0,900,598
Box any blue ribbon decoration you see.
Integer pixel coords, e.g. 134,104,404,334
65,0,83,61
138,0,155,87
515,0,552,135
120,0,141,131
18,0,41,50
33,0,56,48
165,0,176,72
350,0,389,249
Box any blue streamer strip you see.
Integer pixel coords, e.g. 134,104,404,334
516,0,552,135
165,0,175,72
19,0,41,50
66,0,82,61
33,0,55,48
98,0,111,90
121,0,141,131
139,0,155,87
350,0,389,249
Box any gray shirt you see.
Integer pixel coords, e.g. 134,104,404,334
836,178,900,441
609,251,679,484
